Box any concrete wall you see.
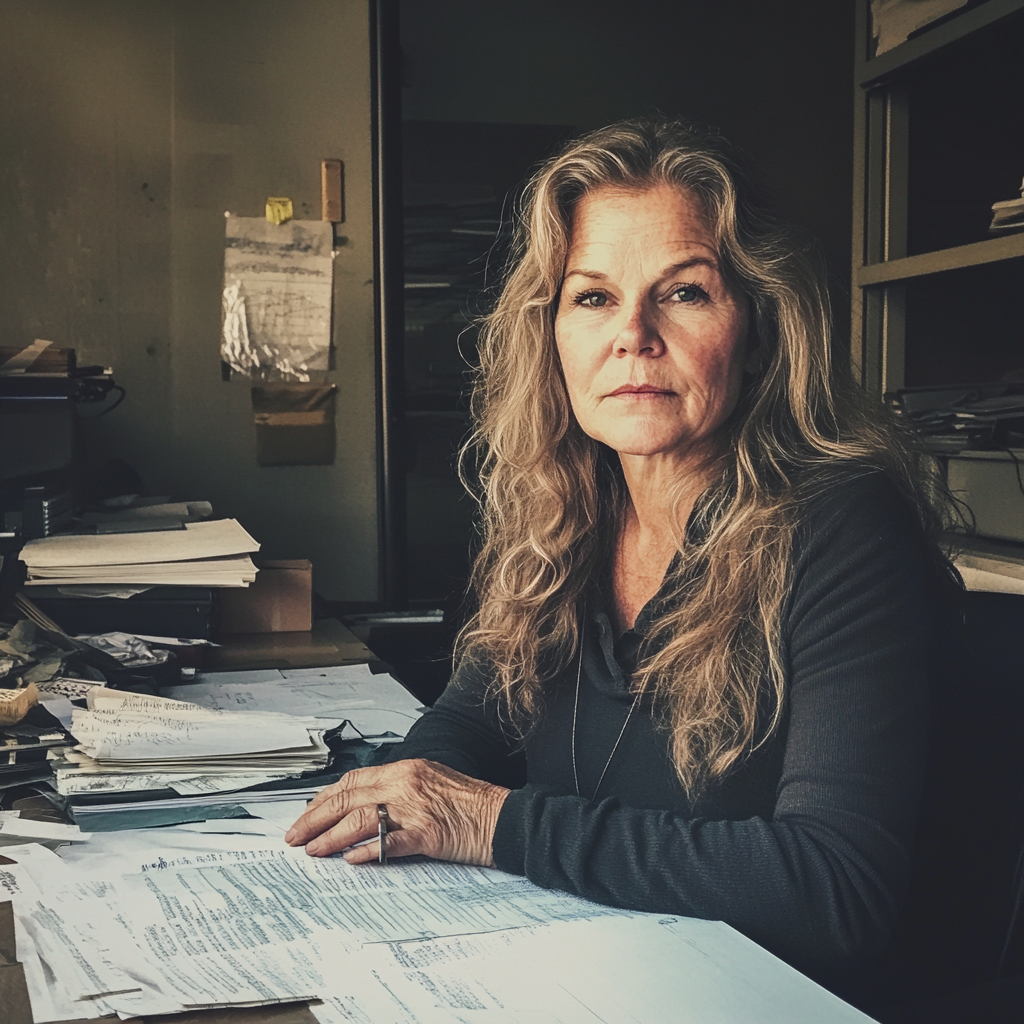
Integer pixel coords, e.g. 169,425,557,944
0,0,380,601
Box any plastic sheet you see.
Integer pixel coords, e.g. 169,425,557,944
221,216,334,382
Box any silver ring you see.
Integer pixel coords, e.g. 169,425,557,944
377,803,388,866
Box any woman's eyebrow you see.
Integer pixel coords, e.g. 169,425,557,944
563,257,720,281
562,268,608,281
659,257,720,276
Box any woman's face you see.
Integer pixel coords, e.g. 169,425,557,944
554,184,756,464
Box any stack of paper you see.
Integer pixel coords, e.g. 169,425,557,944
163,662,426,741
19,519,259,587
54,690,329,811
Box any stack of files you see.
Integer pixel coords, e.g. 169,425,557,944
20,518,259,587
887,384,1024,452
54,688,330,828
0,716,73,791
951,393,1024,428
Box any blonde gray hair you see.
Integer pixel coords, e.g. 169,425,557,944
459,119,946,795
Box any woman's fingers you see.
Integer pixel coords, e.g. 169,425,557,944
303,801,382,857
286,783,381,846
341,824,421,865
303,764,390,814
284,758,510,867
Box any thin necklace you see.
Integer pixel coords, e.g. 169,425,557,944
571,601,642,801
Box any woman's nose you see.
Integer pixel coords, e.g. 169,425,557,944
614,302,665,357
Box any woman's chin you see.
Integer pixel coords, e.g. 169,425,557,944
605,435,699,460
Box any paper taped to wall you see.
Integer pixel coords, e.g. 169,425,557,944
221,216,334,382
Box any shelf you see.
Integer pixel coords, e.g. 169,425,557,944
857,0,1024,87
856,231,1024,286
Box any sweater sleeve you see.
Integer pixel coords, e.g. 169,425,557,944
490,474,937,980
383,653,528,790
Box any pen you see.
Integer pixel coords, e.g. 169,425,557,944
377,803,388,866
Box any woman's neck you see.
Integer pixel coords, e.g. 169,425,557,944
611,450,711,633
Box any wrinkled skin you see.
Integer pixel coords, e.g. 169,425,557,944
285,759,509,865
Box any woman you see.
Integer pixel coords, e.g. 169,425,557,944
286,120,954,983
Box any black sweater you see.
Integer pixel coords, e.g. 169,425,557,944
388,471,947,983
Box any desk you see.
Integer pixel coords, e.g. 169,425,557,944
1,616,375,1024
203,620,377,673
0,623,878,1024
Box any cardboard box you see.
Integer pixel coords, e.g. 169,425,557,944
217,560,313,634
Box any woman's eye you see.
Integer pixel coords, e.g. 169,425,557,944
573,291,608,308
670,284,708,303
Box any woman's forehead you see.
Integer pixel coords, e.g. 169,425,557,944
565,184,718,267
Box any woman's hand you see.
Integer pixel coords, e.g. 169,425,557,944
284,759,511,867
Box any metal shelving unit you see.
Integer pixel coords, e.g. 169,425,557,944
851,0,1024,396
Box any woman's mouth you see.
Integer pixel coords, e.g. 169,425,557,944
607,384,674,397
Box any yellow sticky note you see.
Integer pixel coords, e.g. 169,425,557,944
265,197,293,225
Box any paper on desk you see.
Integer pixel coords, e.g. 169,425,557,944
3,845,184,1019
72,691,315,761
0,819,90,841
353,914,876,1024
30,555,256,578
19,833,874,1024
20,518,259,568
168,772,295,795
163,665,424,728
240,798,309,832
54,828,291,878
37,693,75,728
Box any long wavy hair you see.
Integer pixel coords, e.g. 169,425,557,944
458,118,949,796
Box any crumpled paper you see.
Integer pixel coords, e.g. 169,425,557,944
75,633,170,669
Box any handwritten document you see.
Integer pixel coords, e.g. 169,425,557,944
70,691,318,762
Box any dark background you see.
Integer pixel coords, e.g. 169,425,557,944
384,0,858,695
396,0,857,603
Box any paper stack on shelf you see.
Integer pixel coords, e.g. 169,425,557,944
989,176,1024,234
19,518,259,587
887,384,1024,453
